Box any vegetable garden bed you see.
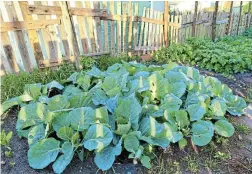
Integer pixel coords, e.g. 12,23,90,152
1,61,251,174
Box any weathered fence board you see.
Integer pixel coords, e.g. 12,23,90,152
1,1,251,75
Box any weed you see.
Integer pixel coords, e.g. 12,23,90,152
9,162,15,167
0,129,12,148
5,150,13,158
183,156,199,173
214,151,231,161
234,123,251,135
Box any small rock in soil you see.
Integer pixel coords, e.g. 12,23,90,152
238,135,243,141
1,161,6,165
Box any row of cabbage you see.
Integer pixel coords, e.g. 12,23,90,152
1,61,247,173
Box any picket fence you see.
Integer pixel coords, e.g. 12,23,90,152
0,1,251,75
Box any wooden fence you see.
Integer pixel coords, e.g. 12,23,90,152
0,1,251,76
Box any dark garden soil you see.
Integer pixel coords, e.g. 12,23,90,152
1,71,252,174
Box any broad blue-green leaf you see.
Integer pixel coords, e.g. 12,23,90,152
53,142,74,174
148,73,169,100
52,112,70,132
38,96,50,104
28,138,60,169
95,107,109,124
185,93,210,107
210,98,227,116
48,95,70,111
126,77,150,95
174,66,202,81
139,116,164,137
28,124,46,147
124,135,139,153
86,66,104,78
84,124,113,151
16,103,49,131
46,81,64,90
57,126,73,140
69,92,92,108
191,120,214,146
144,104,164,118
175,110,190,128
140,155,151,169
67,72,79,83
102,76,121,97
69,107,95,131
163,122,183,143
165,71,188,83
104,94,119,113
91,88,108,106
187,103,207,121
226,95,246,116
24,83,42,100
1,94,33,115
94,139,122,171
115,94,142,130
161,93,182,111
167,82,186,98
114,122,131,135
77,74,90,91
214,120,234,137
63,85,82,96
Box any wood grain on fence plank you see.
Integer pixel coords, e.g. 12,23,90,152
237,1,243,35
122,2,127,52
85,1,96,53
138,7,146,55
26,4,62,15
93,1,102,52
110,1,115,54
58,1,80,68
128,2,133,56
116,1,121,53
1,1,32,72
103,2,109,52
143,8,149,54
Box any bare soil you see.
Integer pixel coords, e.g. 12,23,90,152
1,71,252,174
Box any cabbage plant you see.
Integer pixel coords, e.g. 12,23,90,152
1,61,247,173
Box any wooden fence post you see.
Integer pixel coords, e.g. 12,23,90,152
246,1,252,29
58,1,81,69
192,1,198,37
212,1,218,41
237,1,243,35
226,1,233,35
164,1,169,47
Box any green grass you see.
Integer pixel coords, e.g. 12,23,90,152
1,63,76,102
234,123,251,135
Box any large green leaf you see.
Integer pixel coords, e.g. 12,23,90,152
148,73,169,100
24,83,43,100
210,98,227,117
102,76,121,97
187,103,207,121
57,126,73,140
53,141,74,174
69,92,92,108
191,120,214,146
28,138,60,169
95,107,109,124
69,107,95,131
163,122,183,143
175,110,190,128
84,124,113,151
225,95,246,116
16,103,49,131
77,74,90,91
124,135,140,153
28,124,46,147
48,95,70,111
52,112,71,132
161,93,182,111
214,120,234,137
115,94,142,130
94,139,122,171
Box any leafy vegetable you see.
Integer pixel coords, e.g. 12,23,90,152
1,62,247,172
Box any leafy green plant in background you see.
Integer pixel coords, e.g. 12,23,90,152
153,28,252,75
1,61,247,173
